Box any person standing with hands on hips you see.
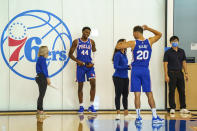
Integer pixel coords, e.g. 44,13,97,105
35,46,51,115
163,36,190,114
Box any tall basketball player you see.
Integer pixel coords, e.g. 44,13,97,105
69,27,96,113
116,25,164,124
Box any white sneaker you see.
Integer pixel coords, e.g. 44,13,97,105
124,114,135,120
170,114,176,118
115,114,121,120
180,109,191,114
180,113,190,118
170,109,175,114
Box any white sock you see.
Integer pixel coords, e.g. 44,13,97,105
136,109,141,117
152,108,157,118
90,101,94,106
79,103,84,107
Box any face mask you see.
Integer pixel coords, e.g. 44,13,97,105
172,42,178,47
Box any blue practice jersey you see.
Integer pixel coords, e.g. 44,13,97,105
132,39,152,68
76,38,92,63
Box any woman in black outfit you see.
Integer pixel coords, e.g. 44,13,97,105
112,39,131,120
35,46,51,115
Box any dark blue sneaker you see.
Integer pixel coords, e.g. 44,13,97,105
135,116,142,124
78,106,84,114
87,105,96,113
152,116,164,124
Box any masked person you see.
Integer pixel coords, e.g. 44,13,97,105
163,36,190,114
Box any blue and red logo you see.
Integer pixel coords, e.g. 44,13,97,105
0,10,72,80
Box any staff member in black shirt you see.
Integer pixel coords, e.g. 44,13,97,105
163,36,190,114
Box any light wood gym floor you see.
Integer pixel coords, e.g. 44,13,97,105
0,111,197,131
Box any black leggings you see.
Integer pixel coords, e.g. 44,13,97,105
35,73,47,111
168,71,186,109
113,76,129,110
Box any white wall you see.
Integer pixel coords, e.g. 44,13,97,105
0,0,9,111
167,0,174,46
166,0,174,108
0,0,165,111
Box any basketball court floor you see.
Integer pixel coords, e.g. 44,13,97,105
0,111,197,131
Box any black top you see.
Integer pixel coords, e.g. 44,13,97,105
163,48,186,71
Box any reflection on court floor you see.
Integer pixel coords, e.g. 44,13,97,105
0,113,197,131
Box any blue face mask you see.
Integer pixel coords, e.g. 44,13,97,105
172,42,178,47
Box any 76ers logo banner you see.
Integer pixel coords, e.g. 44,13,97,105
0,10,72,80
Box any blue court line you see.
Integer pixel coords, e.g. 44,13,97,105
23,14,66,51
47,61,50,67
11,55,24,68
2,36,8,43
27,14,51,30
52,33,69,50
47,33,69,67
41,22,61,39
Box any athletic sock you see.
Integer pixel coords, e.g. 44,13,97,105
79,103,84,107
152,108,157,118
90,101,94,106
136,109,141,118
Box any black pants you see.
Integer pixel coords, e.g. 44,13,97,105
168,71,186,109
35,73,47,111
113,76,129,110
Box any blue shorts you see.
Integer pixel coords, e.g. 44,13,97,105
130,67,151,92
76,65,95,82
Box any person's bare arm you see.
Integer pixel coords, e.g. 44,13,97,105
164,62,170,83
143,25,162,47
116,40,136,50
183,60,189,81
86,39,96,68
91,39,96,52
69,39,84,66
